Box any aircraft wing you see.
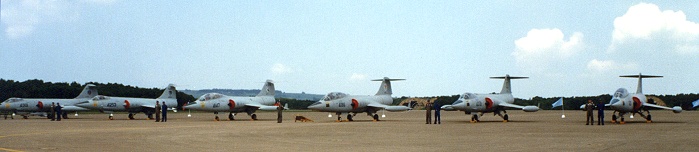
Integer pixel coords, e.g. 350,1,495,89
367,103,411,112
643,102,682,113
245,103,279,111
500,102,539,112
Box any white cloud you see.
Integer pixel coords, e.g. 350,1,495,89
610,3,699,54
512,28,584,71
1,0,115,39
586,59,638,73
271,63,292,74
349,73,367,81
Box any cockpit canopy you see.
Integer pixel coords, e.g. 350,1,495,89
613,88,629,98
92,95,110,101
322,92,348,101
4,98,23,103
461,93,476,99
198,93,224,101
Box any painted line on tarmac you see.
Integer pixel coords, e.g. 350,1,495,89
0,147,24,152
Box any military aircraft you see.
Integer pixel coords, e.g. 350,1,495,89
441,75,539,122
182,80,285,121
307,77,411,122
76,84,177,120
602,74,681,124
0,84,98,119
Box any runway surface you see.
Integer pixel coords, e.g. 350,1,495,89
0,110,697,151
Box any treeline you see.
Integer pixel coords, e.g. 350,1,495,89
0,79,196,108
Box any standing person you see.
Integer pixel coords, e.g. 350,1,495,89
55,103,62,121
161,102,168,122
155,101,161,122
584,100,595,125
425,100,432,124
433,102,441,124
277,102,283,123
597,100,605,125
50,102,56,121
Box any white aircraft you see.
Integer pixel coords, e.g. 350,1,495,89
0,84,97,119
603,74,681,124
182,80,284,121
307,77,411,122
76,84,178,120
441,75,539,122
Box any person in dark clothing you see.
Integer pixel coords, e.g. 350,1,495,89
433,102,441,124
584,100,595,125
425,100,432,124
155,101,161,122
597,100,605,125
161,102,167,122
55,103,62,121
50,102,56,121
277,102,283,123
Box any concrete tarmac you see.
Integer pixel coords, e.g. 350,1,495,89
0,110,697,151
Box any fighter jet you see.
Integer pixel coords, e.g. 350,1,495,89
182,80,283,121
441,75,539,122
0,84,97,119
307,77,411,122
76,84,177,120
603,74,681,124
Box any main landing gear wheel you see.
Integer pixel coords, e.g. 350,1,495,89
347,114,353,121
214,116,220,121
646,114,652,123
228,113,234,120
251,114,258,120
373,114,380,121
62,112,69,119
620,118,625,124
503,114,509,122
611,115,618,123
128,113,135,120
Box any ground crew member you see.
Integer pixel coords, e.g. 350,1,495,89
55,103,62,121
155,101,161,122
425,100,432,124
161,102,168,122
597,100,605,125
50,102,56,121
584,100,595,125
434,102,441,124
277,102,283,123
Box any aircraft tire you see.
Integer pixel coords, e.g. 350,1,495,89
612,115,617,122
251,114,257,120
229,113,234,120
128,113,135,120
373,114,379,121
347,114,353,121
503,114,509,121
23,116,28,119
62,112,68,119
215,116,219,121
647,115,651,121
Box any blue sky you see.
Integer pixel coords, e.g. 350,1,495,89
1,1,698,99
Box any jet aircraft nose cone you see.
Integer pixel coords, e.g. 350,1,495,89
183,103,198,110
307,102,324,110
75,102,92,108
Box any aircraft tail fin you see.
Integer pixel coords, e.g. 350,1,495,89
157,84,177,99
490,74,528,94
620,73,662,94
256,80,275,97
75,84,98,99
372,77,405,95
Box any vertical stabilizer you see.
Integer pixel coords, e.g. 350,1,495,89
158,84,177,99
256,80,276,97
490,75,528,94
619,73,662,94
371,77,405,95
75,84,98,99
